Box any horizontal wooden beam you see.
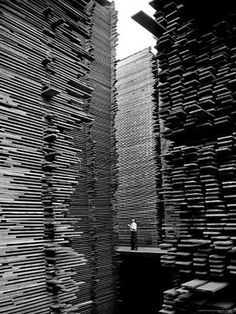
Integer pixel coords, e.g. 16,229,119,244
131,11,166,38
117,246,166,255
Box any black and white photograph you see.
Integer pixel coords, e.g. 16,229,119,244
1,0,236,313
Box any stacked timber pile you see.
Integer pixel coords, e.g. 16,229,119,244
116,48,163,247
150,0,236,313
0,0,117,313
70,1,118,313
88,1,119,313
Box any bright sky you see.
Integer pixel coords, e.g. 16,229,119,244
114,0,156,60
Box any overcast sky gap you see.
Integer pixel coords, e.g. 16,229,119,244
114,0,156,60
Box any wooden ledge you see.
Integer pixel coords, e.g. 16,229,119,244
116,246,166,255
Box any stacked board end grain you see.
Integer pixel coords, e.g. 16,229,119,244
89,1,119,313
0,0,117,313
116,48,163,247
153,0,236,313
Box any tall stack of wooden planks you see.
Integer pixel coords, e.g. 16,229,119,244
85,1,119,313
150,0,236,312
116,48,163,247
0,0,117,313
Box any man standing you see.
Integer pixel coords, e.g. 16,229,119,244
128,218,138,250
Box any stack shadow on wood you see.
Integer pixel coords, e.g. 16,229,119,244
151,0,236,313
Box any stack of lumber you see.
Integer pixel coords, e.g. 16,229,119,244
0,0,117,313
116,48,163,247
159,279,236,314
87,1,119,313
153,0,236,312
